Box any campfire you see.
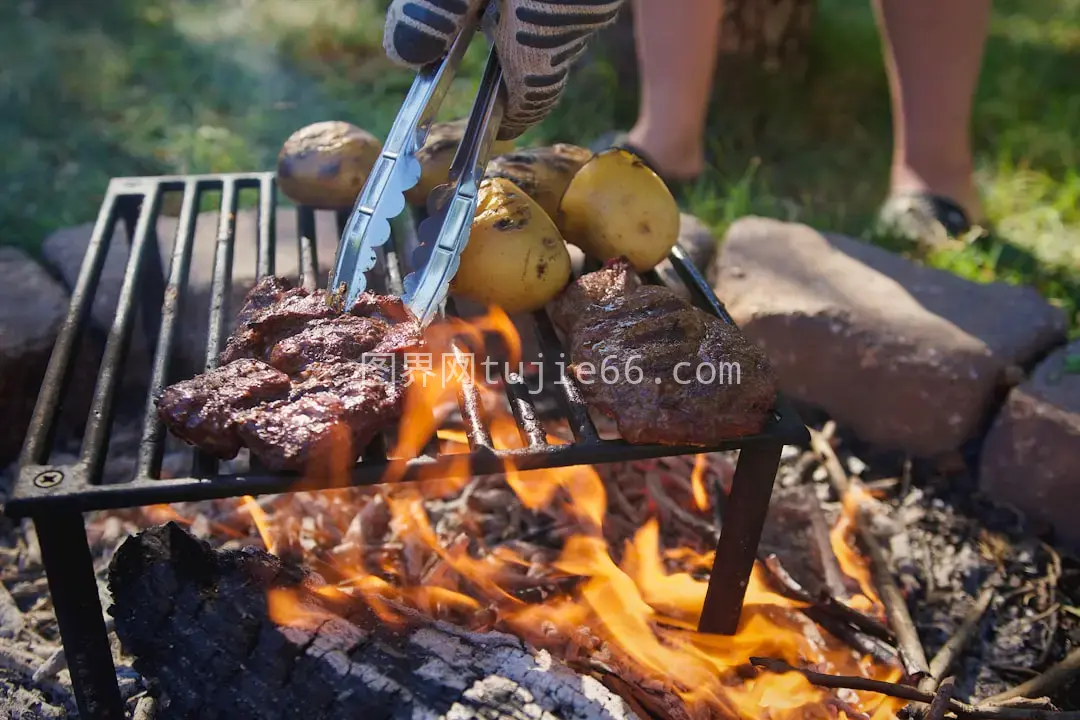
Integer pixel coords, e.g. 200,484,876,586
7,172,1076,720
120,302,904,720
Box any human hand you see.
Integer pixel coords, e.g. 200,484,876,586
383,0,625,140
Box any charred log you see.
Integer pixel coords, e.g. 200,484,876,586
107,523,639,720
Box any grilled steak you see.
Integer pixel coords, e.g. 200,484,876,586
156,358,292,459
267,316,422,374
157,276,422,471
219,280,338,365
548,257,777,444
234,360,405,468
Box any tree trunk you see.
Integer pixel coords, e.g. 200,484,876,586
595,0,817,89
717,0,817,76
107,523,641,720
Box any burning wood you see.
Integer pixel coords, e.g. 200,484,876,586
107,518,902,720
108,523,640,720
106,446,912,720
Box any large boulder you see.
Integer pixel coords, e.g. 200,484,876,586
0,248,70,466
979,341,1080,549
41,208,341,381
565,212,717,280
712,217,1068,456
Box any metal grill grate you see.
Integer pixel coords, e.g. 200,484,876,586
8,172,807,514
5,172,808,720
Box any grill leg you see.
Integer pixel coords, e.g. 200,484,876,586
697,441,782,635
34,512,125,719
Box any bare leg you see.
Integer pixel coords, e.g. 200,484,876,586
625,0,723,182
875,0,990,221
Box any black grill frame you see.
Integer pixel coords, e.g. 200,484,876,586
6,172,809,720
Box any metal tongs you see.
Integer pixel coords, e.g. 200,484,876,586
329,4,505,326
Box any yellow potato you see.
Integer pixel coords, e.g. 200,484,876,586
483,144,593,220
276,121,382,209
556,148,679,271
405,119,515,206
450,178,571,314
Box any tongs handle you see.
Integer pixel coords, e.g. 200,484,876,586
330,7,482,305
403,44,506,325
444,47,505,200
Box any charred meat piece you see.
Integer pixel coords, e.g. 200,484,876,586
220,280,339,364
548,257,777,444
234,275,294,327
234,394,353,471
267,315,425,374
158,276,422,471
294,361,405,439
252,288,339,333
376,323,426,356
268,316,389,374
234,362,405,470
551,259,644,325
155,359,291,458
219,327,276,366
349,294,414,324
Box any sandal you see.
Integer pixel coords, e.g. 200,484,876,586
875,192,980,248
588,131,695,198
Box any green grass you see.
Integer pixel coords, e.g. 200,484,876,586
1,0,1078,328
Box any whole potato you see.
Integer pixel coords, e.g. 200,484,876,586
450,178,571,314
483,144,593,220
556,148,679,271
276,121,381,209
405,119,515,207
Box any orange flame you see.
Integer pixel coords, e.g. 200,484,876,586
242,496,276,553
691,453,710,512
267,587,339,628
829,484,883,612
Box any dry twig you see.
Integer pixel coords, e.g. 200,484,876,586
0,582,25,638
927,678,957,720
760,554,899,665
133,695,158,720
750,657,1080,720
930,581,997,681
809,423,930,680
644,473,718,540
906,580,999,717
857,509,930,679
982,646,1080,706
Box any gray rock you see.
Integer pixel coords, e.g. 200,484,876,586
979,340,1080,549
40,208,342,382
712,216,1068,456
680,212,720,270
655,213,720,295
0,248,69,466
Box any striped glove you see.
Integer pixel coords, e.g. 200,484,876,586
384,0,625,140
